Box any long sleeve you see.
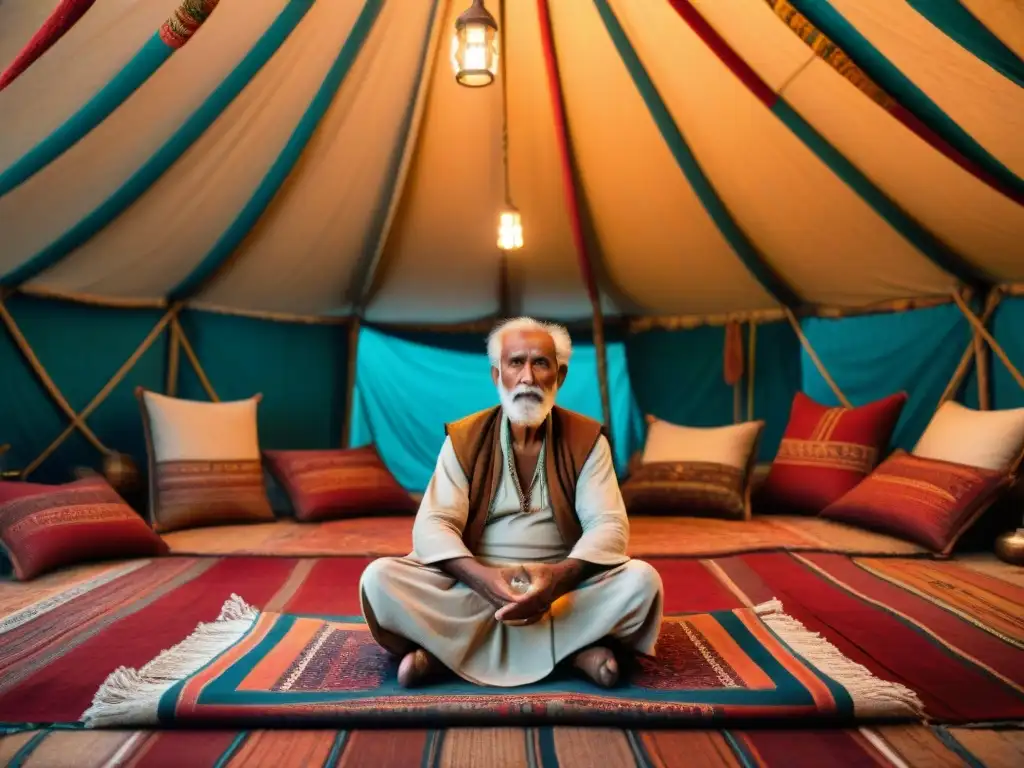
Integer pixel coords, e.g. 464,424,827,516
567,435,631,566
411,437,476,564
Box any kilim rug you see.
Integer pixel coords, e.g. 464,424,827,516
80,595,923,729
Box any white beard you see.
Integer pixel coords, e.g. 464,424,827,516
498,380,556,427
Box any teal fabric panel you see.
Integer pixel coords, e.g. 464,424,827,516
799,303,970,451
785,0,1024,201
349,326,641,492
905,0,1023,87
176,310,348,451
771,100,987,287
749,320,802,461
626,322,801,463
590,0,800,307
0,35,173,197
992,296,1024,410
169,0,385,300
0,295,167,484
1,0,315,289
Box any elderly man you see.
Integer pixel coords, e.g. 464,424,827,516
359,317,663,689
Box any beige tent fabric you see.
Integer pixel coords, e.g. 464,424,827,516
0,0,62,79
829,0,1024,179
692,0,1024,285
26,0,360,299
960,0,1024,59
547,0,778,317
0,0,178,172
0,0,291,283
610,0,957,307
196,0,440,315
363,0,507,324
500,0,614,320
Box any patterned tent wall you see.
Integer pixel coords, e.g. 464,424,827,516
0,0,1021,493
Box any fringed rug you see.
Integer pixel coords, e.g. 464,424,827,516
81,596,923,728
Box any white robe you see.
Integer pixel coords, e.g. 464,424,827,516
359,417,664,687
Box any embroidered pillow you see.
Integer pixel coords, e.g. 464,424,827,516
136,388,275,533
621,417,765,520
756,391,907,515
820,451,1011,555
912,401,1024,473
263,446,417,522
0,476,167,580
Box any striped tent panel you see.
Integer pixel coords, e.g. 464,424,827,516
960,0,1024,60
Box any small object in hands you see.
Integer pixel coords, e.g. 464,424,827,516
509,570,532,594
995,528,1024,565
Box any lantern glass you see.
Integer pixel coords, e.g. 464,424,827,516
451,22,498,87
498,209,523,251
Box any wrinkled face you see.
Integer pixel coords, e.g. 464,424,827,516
492,329,566,426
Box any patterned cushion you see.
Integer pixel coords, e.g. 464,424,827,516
756,391,907,515
0,476,167,581
263,446,417,522
820,451,1011,555
136,388,275,533
622,417,765,520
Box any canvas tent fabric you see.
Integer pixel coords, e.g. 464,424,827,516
0,0,1021,488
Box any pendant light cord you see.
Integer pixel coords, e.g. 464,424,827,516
499,0,511,207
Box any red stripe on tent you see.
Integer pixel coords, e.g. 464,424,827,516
0,0,97,91
0,557,295,722
536,0,600,303
667,0,777,107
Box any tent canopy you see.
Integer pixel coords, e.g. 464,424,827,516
0,0,1021,488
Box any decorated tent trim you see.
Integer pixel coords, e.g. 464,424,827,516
779,0,1023,203
0,0,222,197
0,0,316,289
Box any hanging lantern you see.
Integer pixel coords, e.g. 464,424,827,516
498,206,523,251
451,0,498,87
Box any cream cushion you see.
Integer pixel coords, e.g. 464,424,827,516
912,401,1024,472
641,416,764,470
142,390,261,461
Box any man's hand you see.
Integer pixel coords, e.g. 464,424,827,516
437,557,525,610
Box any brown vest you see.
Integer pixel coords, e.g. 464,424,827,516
445,405,606,552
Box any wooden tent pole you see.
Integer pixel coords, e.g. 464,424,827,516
173,315,220,402
935,289,1001,409
0,295,111,456
952,289,1024,391
166,318,181,396
22,305,180,478
783,307,852,408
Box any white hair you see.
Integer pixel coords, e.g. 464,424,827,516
486,316,572,369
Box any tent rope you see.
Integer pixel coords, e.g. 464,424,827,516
172,316,220,402
952,289,1023,391
783,307,852,408
747,319,757,421
0,296,111,457
936,290,1001,410
22,305,181,478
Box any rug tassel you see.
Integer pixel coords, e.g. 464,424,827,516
753,599,924,718
80,594,260,728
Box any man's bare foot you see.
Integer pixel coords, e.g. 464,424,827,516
397,648,440,688
572,645,619,688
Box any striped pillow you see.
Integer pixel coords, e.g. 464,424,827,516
263,446,417,522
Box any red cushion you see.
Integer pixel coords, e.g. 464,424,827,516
263,446,417,522
0,476,168,581
820,451,1010,555
757,391,907,515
